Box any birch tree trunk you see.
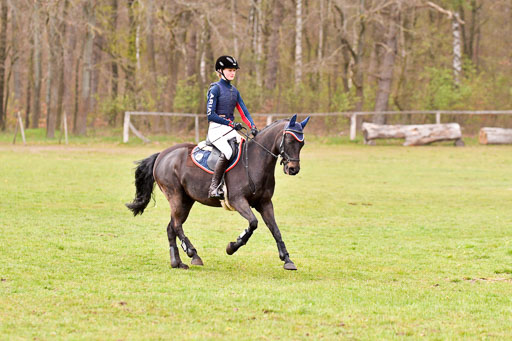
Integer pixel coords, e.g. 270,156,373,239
55,0,70,130
125,0,137,104
110,0,119,103
45,4,59,138
25,40,33,128
10,5,21,107
265,0,283,91
251,0,263,87
315,0,327,89
373,4,400,124
452,12,462,85
197,15,211,114
145,0,156,82
91,33,102,116
0,0,8,130
318,0,325,63
31,0,42,129
295,0,303,86
231,0,238,58
45,47,53,135
353,0,366,112
199,15,207,85
77,1,95,135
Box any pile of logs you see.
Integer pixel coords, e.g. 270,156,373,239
479,127,512,145
362,122,464,146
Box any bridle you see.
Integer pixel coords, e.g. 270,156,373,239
278,129,303,166
241,127,303,166
240,126,303,194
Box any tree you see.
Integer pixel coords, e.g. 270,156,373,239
0,0,8,130
45,1,58,138
295,0,303,86
76,0,96,135
31,0,42,129
265,0,283,91
373,2,400,123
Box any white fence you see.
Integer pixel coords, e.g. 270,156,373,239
123,110,512,143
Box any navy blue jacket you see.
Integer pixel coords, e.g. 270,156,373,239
206,79,255,128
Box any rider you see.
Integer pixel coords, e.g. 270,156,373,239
206,55,258,199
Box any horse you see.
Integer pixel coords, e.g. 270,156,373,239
126,114,310,270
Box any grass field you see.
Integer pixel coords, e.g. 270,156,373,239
1,136,512,340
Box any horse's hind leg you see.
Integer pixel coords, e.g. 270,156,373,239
170,196,204,266
167,219,188,269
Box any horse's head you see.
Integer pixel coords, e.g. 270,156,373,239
280,114,311,175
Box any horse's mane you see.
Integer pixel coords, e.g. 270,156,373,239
259,118,289,134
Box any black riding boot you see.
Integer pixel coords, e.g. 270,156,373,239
208,154,230,199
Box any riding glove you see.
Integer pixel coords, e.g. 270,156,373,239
251,127,259,137
233,123,243,131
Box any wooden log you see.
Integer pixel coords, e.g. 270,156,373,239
479,127,512,145
362,122,463,146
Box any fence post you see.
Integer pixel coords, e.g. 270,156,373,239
123,112,130,143
194,115,199,143
436,111,441,124
12,114,19,144
12,111,26,145
350,113,357,140
266,115,273,126
63,111,68,145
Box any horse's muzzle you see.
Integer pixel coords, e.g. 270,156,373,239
284,162,300,175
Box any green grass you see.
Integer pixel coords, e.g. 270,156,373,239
1,139,512,340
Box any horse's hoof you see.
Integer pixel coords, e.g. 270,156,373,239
172,262,189,270
284,262,297,270
191,256,204,266
226,242,236,255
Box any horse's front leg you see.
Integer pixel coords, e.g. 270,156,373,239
226,199,258,255
256,200,297,270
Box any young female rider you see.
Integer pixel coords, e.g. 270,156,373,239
206,56,258,199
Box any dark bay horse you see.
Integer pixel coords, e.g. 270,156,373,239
126,114,310,270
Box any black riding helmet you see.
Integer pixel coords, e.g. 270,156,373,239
215,55,240,72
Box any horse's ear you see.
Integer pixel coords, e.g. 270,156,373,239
300,116,311,129
288,114,297,127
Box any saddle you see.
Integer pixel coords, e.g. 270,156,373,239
190,136,244,174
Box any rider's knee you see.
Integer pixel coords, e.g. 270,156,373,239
227,137,238,160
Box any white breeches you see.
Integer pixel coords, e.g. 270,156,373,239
207,122,241,160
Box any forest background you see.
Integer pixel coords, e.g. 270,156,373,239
0,0,510,138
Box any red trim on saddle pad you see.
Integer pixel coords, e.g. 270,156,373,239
190,138,245,174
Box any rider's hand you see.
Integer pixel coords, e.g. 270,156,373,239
233,122,243,131
251,127,259,137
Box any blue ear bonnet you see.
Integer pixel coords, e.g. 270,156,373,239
284,115,311,142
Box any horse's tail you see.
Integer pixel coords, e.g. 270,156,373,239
125,153,160,216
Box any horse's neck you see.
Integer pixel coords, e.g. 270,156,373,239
247,122,284,171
